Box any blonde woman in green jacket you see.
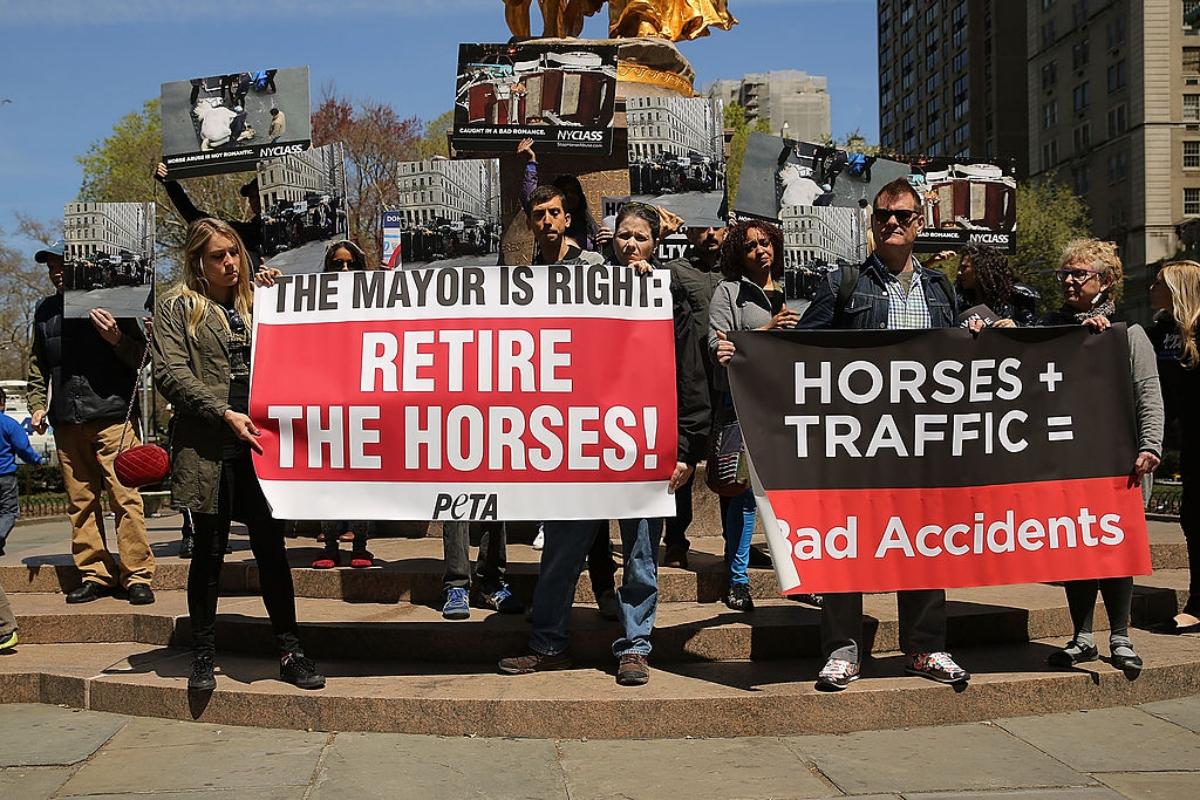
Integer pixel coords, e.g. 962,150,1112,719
153,218,325,694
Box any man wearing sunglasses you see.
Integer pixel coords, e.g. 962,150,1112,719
796,178,968,691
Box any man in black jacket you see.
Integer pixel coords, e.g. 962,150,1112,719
27,241,155,605
797,178,967,691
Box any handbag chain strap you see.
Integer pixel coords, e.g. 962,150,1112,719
117,330,152,455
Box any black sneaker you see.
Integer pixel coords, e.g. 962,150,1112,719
280,652,326,690
188,654,216,692
725,583,755,612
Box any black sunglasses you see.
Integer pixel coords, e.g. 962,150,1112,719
873,208,919,225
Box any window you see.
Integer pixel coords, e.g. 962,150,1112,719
1044,100,1059,128
952,49,968,72
1074,122,1091,151
1042,61,1058,90
955,123,970,145
928,118,941,139
1107,150,1128,183
1041,140,1059,170
926,72,940,94
1186,48,1200,73
1107,16,1125,48
1108,60,1127,92
1187,1,1200,26
1108,103,1129,134
1186,141,1200,167
1072,165,1090,195
1042,21,1057,49
1073,81,1091,111
1072,0,1089,26
955,97,970,120
1186,187,1200,215
1186,94,1200,121
1073,39,1090,70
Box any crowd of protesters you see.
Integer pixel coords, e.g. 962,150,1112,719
1,170,1196,705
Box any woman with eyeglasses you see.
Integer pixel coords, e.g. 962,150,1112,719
1149,261,1200,632
311,240,377,568
153,218,325,693
709,219,798,612
1039,238,1164,676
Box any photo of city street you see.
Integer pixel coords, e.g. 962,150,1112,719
257,142,349,274
160,66,312,179
394,156,501,268
62,201,155,318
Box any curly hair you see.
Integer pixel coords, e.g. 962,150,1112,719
959,245,1014,311
1060,238,1124,301
720,219,785,281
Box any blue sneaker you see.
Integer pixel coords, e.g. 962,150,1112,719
442,587,470,620
475,583,525,614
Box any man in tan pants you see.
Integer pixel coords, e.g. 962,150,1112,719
27,240,155,605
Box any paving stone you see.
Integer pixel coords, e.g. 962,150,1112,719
1093,771,1200,799
0,704,127,766
310,731,564,800
902,788,1124,799
0,766,74,799
1139,694,1200,734
788,724,1088,795
59,791,303,799
56,717,327,795
996,707,1200,773
559,737,834,800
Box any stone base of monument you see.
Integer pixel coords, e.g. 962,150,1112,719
2,512,1198,738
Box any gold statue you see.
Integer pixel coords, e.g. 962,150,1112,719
502,0,737,41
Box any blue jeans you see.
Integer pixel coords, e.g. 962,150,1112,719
0,473,18,551
723,488,756,586
530,518,663,657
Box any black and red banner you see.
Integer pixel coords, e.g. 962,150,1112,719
727,325,1151,594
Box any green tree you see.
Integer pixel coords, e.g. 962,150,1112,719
0,215,62,379
725,102,768,205
416,109,454,159
1011,176,1092,311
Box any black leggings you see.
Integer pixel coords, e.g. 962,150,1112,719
187,454,301,657
1182,465,1200,610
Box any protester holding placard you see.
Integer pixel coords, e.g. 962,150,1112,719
313,240,377,570
792,178,967,690
155,163,264,268
518,139,612,259
1040,240,1163,675
1151,261,1200,632
498,202,709,686
709,219,794,613
153,218,324,693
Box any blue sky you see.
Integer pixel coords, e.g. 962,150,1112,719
0,0,877,243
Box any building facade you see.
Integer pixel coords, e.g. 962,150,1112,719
258,143,346,212
877,0,1030,175
710,70,831,143
398,157,498,227
780,204,863,268
1027,0,1200,320
626,96,722,161
63,202,151,260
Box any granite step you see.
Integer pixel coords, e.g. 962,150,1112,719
3,516,1190,604
3,633,1200,738
7,574,1192,664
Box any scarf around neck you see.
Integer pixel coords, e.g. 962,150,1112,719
1064,298,1116,323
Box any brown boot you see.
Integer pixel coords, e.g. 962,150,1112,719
616,653,650,686
498,649,572,675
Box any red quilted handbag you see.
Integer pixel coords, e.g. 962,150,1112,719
113,337,170,489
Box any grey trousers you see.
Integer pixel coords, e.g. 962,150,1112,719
0,584,14,638
821,590,947,663
442,520,507,592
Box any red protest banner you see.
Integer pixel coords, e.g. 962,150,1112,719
249,266,678,521
728,326,1152,595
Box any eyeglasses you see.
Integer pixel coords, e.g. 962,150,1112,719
873,208,919,226
1055,267,1102,283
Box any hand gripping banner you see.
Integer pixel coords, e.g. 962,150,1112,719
727,325,1152,594
250,266,678,521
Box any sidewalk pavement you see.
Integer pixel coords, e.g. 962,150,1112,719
1,698,1199,799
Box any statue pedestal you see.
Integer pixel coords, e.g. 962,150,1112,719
493,37,697,264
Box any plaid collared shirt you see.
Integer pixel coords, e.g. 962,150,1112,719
881,259,933,330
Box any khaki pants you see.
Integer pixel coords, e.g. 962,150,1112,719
55,421,155,588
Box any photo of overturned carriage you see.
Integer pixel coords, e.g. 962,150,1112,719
452,42,617,153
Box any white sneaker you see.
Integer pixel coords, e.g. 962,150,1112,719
532,524,545,551
815,656,860,691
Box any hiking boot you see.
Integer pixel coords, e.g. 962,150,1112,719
498,650,572,675
617,653,650,686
